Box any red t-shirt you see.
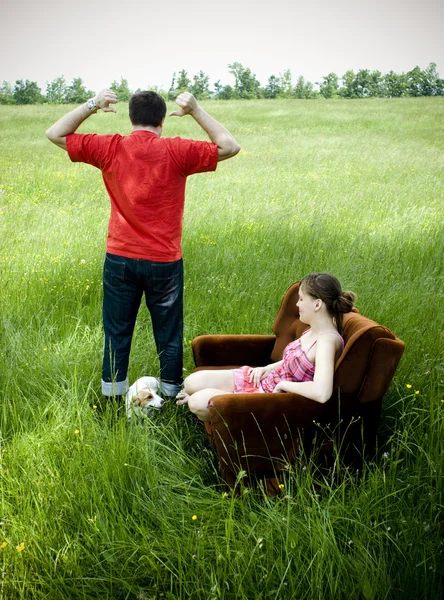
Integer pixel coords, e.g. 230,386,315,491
66,130,218,261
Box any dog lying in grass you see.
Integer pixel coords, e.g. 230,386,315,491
125,376,164,421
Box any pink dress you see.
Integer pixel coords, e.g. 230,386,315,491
232,330,344,394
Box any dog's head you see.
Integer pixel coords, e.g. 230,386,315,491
126,386,164,420
131,387,164,409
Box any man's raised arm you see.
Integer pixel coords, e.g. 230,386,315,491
169,92,240,161
45,89,118,151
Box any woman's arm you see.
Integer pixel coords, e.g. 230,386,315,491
273,336,338,403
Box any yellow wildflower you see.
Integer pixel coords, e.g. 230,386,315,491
192,515,197,521
279,484,285,489
0,542,7,549
16,543,25,552
406,384,412,389
415,390,420,395
74,430,80,435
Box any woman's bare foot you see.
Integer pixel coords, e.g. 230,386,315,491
176,389,190,406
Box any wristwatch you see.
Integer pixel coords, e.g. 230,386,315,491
87,98,98,112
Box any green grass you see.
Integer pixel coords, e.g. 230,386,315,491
0,98,443,599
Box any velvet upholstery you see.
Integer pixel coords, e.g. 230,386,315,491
192,282,405,488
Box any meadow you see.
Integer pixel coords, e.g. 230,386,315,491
0,97,443,599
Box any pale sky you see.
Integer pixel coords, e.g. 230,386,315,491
1,0,443,93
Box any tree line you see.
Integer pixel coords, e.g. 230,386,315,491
1,62,443,105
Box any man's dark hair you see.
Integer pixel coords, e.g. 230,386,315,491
129,91,167,127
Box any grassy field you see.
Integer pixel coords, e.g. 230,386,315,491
0,98,443,599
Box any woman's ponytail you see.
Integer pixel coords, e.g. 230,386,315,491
333,291,357,333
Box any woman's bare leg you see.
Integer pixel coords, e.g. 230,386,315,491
176,370,235,405
187,388,230,422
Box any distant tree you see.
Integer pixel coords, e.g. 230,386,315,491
294,76,305,98
213,80,222,98
0,81,14,104
339,70,356,98
190,70,210,100
176,70,191,93
13,79,44,104
305,81,318,99
168,69,192,100
264,74,282,99
168,69,191,100
149,85,168,99
352,69,370,98
420,62,440,96
293,75,316,99
46,76,68,103
278,69,293,98
65,77,94,103
221,85,234,99
319,72,339,99
228,62,261,99
351,69,383,98
168,72,177,100
383,71,407,97
406,66,423,97
367,70,384,97
213,81,233,99
110,77,131,101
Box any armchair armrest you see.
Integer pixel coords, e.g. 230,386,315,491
192,335,276,368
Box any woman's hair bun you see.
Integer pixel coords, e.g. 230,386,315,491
334,291,357,314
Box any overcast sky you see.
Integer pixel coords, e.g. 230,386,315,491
1,0,443,92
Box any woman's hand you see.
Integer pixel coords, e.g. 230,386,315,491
247,366,270,387
248,360,283,387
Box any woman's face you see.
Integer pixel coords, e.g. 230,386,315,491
297,285,319,324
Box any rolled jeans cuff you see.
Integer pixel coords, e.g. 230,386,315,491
160,381,182,397
102,377,129,397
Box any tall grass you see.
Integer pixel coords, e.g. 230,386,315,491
0,98,443,598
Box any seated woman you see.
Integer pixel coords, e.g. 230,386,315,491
176,273,356,422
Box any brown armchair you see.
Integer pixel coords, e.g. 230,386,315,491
192,282,405,490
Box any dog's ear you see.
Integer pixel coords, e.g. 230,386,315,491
136,389,153,401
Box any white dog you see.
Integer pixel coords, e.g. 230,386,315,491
125,376,164,421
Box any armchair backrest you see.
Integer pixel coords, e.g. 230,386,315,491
270,282,405,404
270,282,306,361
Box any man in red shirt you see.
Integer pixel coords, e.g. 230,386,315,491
46,88,240,402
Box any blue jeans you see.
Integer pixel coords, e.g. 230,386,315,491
101,253,183,397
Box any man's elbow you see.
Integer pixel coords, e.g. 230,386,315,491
45,126,56,142
231,141,241,156
218,140,241,161
45,128,66,150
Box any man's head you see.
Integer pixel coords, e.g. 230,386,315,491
129,91,167,128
